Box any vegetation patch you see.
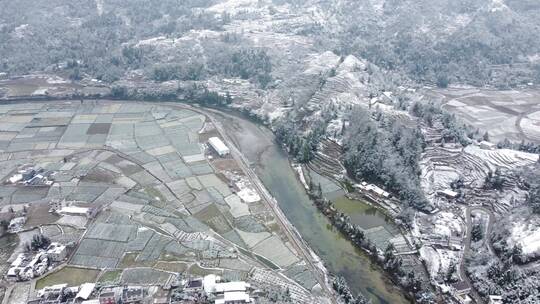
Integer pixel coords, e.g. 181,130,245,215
154,261,189,274
36,267,99,290
119,252,156,269
98,270,122,284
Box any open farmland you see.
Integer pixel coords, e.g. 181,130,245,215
0,101,328,304
427,87,540,143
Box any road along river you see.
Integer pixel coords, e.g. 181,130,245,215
208,109,409,304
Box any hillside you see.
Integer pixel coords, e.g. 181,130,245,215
307,0,540,87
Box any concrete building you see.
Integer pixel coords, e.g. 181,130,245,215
363,183,390,198
208,137,230,156
214,282,250,294
46,243,67,262
58,206,91,217
215,291,254,304
201,275,253,304
184,278,203,292
99,287,122,304
37,284,68,299
488,295,503,304
122,286,144,303
76,283,96,301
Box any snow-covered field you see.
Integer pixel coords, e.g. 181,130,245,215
433,88,540,144
510,220,540,255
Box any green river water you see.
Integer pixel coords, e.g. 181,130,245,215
213,110,409,304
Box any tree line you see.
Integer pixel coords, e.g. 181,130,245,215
343,106,430,211
308,184,433,302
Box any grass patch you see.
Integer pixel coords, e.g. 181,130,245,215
36,267,99,289
195,204,232,233
155,261,189,273
144,187,167,203
188,264,222,276
118,253,156,269
98,270,122,283
160,252,197,262
266,221,281,234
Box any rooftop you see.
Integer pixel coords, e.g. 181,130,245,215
76,283,95,300
208,137,229,153
215,282,250,293
187,279,203,289
452,280,471,292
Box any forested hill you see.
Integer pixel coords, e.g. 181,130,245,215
307,0,540,88
2,0,540,89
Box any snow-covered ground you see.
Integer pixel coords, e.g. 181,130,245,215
510,220,540,255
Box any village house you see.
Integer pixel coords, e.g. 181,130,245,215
122,286,144,303
46,243,67,262
99,287,123,304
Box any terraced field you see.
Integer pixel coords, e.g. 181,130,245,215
428,87,540,144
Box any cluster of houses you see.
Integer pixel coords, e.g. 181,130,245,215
7,167,54,186
182,274,254,304
354,182,391,198
6,243,67,282
26,274,254,304
451,280,503,304
28,284,147,304
95,286,145,304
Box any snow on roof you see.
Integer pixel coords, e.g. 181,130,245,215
11,254,25,267
223,291,251,302
203,274,219,293
9,174,22,183
78,284,95,298
480,141,496,147
439,189,458,198
59,206,89,215
215,282,249,293
9,217,26,225
42,283,68,291
208,137,230,154
365,184,390,197
47,243,66,253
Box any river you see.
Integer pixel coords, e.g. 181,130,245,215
211,109,409,304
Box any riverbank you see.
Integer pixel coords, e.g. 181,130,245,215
208,108,410,304
0,96,410,303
